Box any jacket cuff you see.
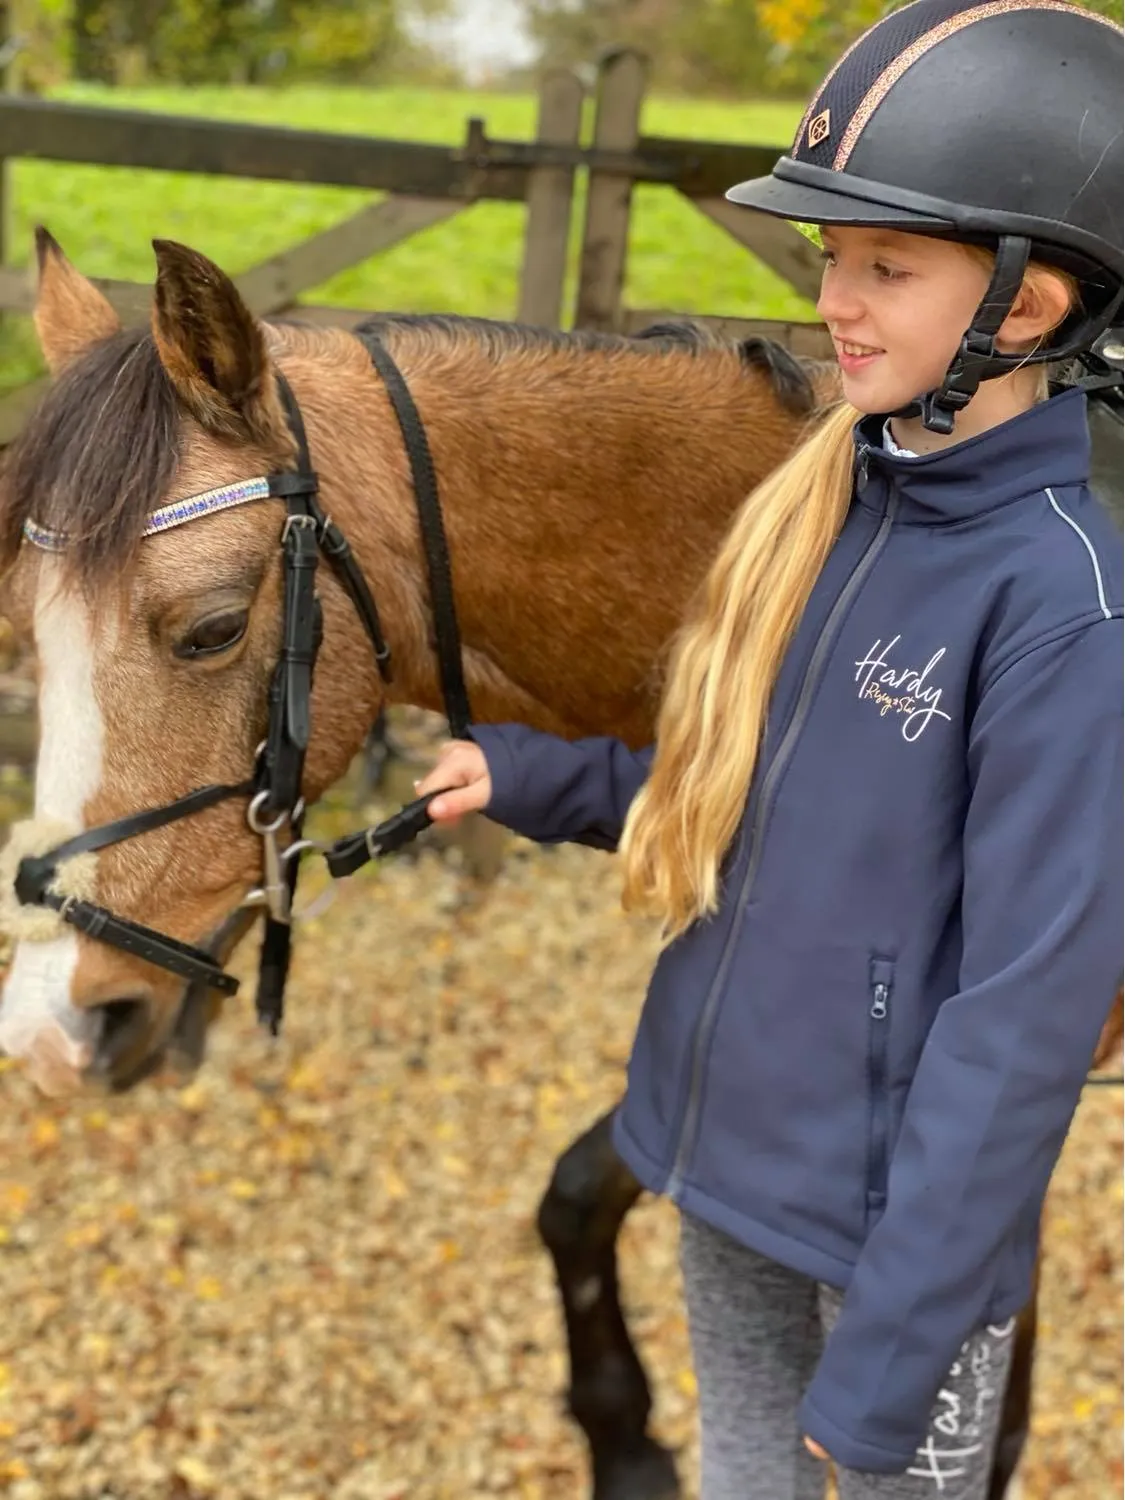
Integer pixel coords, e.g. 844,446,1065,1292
798,1392,915,1476
466,724,523,828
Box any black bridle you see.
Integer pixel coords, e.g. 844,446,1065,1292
15,330,471,1044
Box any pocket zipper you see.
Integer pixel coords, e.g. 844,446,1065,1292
866,958,895,1219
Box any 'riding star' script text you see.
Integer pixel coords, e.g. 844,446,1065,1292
854,636,952,742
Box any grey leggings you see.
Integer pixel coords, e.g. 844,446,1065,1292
680,1214,1015,1500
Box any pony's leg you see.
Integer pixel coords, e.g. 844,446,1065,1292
987,1259,1040,1500
537,1105,681,1500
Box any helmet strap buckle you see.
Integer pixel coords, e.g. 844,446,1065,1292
910,235,1032,434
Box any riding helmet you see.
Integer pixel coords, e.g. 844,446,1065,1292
727,0,1124,430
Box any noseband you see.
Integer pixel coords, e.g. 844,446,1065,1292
15,330,472,1039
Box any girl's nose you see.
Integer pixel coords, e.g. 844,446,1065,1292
816,267,863,326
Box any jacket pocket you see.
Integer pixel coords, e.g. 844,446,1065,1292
865,955,895,1226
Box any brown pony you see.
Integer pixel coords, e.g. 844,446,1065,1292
0,231,1117,1500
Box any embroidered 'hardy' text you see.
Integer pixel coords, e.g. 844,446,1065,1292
854,636,952,741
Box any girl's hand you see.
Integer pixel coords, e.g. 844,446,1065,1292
414,740,492,824
804,1437,830,1461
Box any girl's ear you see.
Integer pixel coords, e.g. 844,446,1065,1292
997,268,1073,351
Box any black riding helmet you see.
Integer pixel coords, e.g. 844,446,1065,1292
727,0,1124,432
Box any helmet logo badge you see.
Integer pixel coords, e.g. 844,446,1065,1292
808,108,831,148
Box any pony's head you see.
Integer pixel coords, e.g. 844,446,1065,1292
0,232,390,1095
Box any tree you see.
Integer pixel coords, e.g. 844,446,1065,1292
749,0,1123,91
524,0,1124,96
14,0,402,87
523,0,777,93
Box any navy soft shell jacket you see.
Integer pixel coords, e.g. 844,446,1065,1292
470,390,1124,1473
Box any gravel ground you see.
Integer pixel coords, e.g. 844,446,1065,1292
0,750,1119,1500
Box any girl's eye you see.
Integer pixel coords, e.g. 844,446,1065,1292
174,609,249,660
874,261,909,282
818,248,837,266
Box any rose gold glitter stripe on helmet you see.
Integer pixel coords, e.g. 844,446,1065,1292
833,0,1122,171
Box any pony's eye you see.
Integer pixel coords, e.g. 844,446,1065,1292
174,609,248,660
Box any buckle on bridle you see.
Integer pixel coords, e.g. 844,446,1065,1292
280,511,319,545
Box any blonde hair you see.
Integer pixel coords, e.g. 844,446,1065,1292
619,248,1077,940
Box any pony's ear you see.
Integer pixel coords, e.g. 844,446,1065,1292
151,239,288,447
33,226,122,375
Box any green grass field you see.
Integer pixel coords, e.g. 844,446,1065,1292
0,84,810,394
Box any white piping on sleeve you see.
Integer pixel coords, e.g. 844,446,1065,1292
1045,486,1112,621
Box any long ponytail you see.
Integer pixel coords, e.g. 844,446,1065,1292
619,402,860,939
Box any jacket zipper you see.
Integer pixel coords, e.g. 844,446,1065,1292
665,477,896,1201
865,957,895,1221
856,442,871,488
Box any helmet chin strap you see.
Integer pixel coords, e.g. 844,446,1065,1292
895,235,1032,435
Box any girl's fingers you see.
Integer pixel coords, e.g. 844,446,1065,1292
414,747,478,799
803,1437,830,1461
428,783,487,822
408,741,488,822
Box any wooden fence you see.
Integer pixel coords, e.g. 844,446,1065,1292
0,46,834,445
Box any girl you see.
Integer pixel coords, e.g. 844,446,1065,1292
417,2,1123,1495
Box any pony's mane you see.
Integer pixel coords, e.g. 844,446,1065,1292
363,312,816,412
0,313,816,586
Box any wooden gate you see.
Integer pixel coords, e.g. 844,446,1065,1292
0,44,833,445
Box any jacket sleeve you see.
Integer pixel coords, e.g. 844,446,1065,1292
799,620,1124,1473
469,723,653,851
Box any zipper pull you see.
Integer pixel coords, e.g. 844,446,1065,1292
870,982,889,1020
856,442,871,488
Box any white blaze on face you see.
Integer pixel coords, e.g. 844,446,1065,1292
0,572,106,1095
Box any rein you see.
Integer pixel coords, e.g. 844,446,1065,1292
15,331,471,1041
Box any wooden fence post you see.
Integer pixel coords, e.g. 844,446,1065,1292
574,48,646,332
0,1,14,304
517,68,584,329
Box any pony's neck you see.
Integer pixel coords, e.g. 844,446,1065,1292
273,322,815,754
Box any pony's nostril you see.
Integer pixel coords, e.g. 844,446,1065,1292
89,998,152,1080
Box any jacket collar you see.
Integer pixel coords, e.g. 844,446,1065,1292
854,388,1092,524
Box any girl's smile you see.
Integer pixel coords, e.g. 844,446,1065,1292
833,338,885,375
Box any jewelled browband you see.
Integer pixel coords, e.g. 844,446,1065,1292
22,475,273,553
